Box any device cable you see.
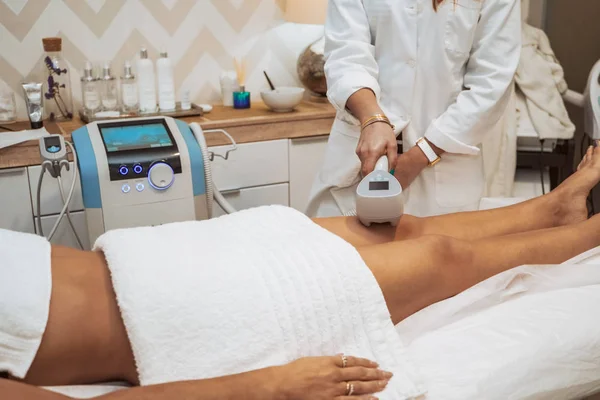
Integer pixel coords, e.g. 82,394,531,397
55,141,84,248
56,175,84,249
190,123,214,218
36,163,48,236
47,141,78,241
189,123,238,216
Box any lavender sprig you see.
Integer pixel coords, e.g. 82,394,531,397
43,56,71,119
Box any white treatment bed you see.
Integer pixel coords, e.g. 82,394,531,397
41,197,600,400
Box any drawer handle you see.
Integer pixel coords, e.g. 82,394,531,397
0,168,25,176
220,188,241,196
206,129,237,161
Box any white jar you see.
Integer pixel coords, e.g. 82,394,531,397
220,71,240,107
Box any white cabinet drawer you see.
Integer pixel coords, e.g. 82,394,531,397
29,162,84,216
0,167,35,233
209,139,289,191
212,183,289,218
36,211,91,250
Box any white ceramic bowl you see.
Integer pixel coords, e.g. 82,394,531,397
260,87,305,112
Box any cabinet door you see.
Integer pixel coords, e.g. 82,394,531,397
0,167,35,233
209,139,289,191
212,183,289,218
289,136,328,213
29,162,84,216
37,211,91,250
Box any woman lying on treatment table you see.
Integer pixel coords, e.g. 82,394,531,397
3,145,600,400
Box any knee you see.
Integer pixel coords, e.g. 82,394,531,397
419,234,474,272
394,215,425,240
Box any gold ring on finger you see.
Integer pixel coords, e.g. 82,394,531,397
346,382,354,396
341,354,348,368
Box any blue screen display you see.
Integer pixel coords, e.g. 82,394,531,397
100,123,173,152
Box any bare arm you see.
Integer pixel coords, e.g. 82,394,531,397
1,369,279,400
345,88,383,124
1,356,392,400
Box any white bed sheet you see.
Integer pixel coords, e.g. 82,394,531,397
43,198,600,399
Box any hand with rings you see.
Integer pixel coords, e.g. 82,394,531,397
271,354,393,400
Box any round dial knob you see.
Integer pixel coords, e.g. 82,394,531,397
148,162,174,190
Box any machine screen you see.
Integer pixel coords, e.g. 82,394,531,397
44,136,62,153
369,181,389,191
100,122,174,152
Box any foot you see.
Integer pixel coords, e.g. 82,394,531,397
552,143,600,225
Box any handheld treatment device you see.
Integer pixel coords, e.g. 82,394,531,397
584,59,600,140
355,155,404,226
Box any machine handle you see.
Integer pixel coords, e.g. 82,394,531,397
374,155,389,172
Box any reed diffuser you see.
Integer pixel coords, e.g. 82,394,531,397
232,57,250,109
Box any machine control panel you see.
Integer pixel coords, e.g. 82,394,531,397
97,118,182,182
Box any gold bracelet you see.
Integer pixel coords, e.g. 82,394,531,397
361,114,394,131
361,114,389,129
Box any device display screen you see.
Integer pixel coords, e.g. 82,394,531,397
100,122,174,153
44,136,62,153
369,181,389,191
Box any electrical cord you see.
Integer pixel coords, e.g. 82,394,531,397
57,175,84,249
36,141,81,244
56,141,84,248
190,123,239,217
47,141,78,241
36,163,48,236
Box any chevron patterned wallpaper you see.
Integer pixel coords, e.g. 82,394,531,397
0,0,325,119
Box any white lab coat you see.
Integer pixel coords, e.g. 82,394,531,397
307,0,522,218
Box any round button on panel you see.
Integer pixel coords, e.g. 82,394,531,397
133,164,143,174
121,183,131,193
148,162,174,190
119,165,129,176
136,182,145,192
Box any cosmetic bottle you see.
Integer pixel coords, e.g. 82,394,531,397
233,85,251,109
136,48,157,113
100,61,119,111
180,88,191,111
81,61,101,117
22,82,44,129
156,49,176,112
120,61,139,113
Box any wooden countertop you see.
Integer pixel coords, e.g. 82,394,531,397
0,101,335,169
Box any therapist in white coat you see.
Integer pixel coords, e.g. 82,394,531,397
307,0,522,217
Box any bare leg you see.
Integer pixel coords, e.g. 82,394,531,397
360,213,600,324
315,145,600,246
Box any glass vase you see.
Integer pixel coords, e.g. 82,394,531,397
41,37,73,121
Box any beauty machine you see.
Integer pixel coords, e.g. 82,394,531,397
61,116,238,245
584,59,600,140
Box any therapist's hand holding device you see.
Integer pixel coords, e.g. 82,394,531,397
355,113,398,177
356,155,404,227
